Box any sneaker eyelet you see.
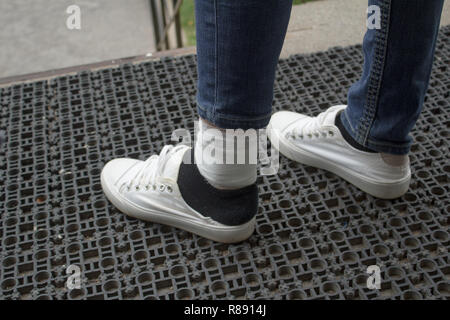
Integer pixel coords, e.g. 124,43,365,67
328,130,334,136
159,185,165,192
167,186,173,193
135,186,140,191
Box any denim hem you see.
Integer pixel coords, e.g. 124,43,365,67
356,0,392,144
341,111,410,155
197,104,271,129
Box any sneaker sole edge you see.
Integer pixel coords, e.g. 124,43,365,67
101,173,255,243
268,124,411,199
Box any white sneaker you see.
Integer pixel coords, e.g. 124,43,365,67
268,105,411,199
101,145,256,243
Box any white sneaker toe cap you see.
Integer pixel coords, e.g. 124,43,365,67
101,158,142,187
269,111,308,133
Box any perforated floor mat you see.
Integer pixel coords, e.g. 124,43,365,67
1,26,449,300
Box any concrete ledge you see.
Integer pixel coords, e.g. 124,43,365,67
0,46,196,87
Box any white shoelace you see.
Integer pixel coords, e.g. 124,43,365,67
123,144,188,192
288,105,341,140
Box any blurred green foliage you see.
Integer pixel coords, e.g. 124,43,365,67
292,0,317,5
180,0,196,46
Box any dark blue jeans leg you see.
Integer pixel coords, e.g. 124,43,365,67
195,0,293,130
342,0,444,155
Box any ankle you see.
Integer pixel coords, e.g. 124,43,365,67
335,111,376,153
380,153,409,167
194,118,257,190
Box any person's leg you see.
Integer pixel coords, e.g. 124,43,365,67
194,0,292,189
269,0,444,199
101,0,293,242
342,0,445,155
195,0,293,130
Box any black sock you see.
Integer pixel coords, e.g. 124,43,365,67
335,111,376,153
177,150,258,226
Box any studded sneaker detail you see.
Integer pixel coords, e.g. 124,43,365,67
268,105,411,199
101,145,256,243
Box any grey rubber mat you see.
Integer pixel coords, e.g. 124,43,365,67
0,26,449,300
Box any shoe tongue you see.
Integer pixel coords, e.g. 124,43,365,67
321,107,341,126
291,107,338,132
161,146,190,181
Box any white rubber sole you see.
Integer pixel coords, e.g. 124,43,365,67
101,173,255,243
268,124,411,199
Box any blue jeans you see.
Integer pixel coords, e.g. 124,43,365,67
195,0,444,155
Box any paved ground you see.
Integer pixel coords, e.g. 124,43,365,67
281,0,450,58
0,0,155,78
1,0,449,78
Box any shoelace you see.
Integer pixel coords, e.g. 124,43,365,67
288,105,341,140
122,144,188,192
